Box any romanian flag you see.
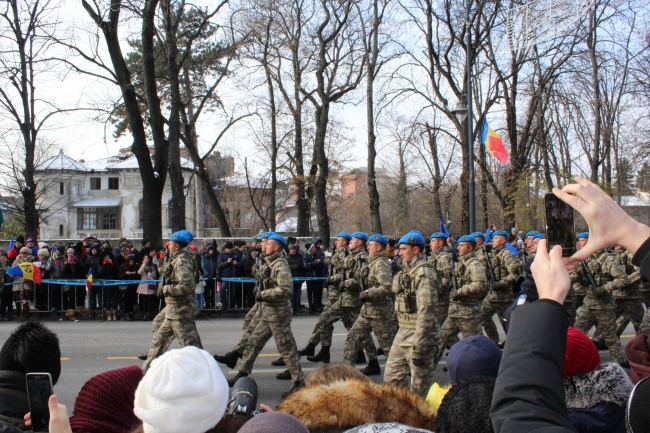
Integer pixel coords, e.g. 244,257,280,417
86,269,93,290
8,262,42,284
480,118,509,164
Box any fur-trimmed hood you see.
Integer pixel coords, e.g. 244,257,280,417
278,379,436,433
564,362,633,409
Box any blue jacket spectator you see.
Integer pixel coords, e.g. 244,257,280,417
304,247,325,277
217,242,242,278
201,246,220,279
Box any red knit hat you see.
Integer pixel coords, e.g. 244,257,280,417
563,327,601,378
70,365,144,433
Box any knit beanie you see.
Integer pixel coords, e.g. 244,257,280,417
38,242,48,249
56,245,65,255
625,334,650,384
69,366,143,433
224,241,234,249
564,327,601,378
134,346,228,433
447,335,502,385
66,248,75,255
37,249,50,258
16,235,25,244
239,412,308,433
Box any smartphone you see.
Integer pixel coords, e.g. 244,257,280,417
544,192,576,257
26,373,53,432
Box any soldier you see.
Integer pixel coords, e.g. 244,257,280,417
472,232,500,344
429,232,453,327
384,231,440,397
227,233,305,398
571,232,590,309
342,234,398,375
213,232,272,369
572,232,628,364
591,245,645,347
299,232,375,366
142,230,202,372
477,230,521,344
436,234,487,364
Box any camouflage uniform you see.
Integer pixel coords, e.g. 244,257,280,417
478,246,521,343
384,252,440,397
238,252,304,382
429,249,453,326
343,252,398,365
437,251,487,363
474,245,500,343
572,251,628,364
573,283,586,309
232,257,264,354
143,247,202,372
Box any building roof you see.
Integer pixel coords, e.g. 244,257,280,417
621,194,650,207
71,197,122,207
37,152,195,172
36,151,89,171
220,175,268,189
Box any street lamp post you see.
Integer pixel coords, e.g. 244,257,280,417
451,0,475,234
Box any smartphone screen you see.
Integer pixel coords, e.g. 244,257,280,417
26,373,53,432
544,193,576,257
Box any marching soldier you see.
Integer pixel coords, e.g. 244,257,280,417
227,233,305,398
477,230,521,344
571,232,629,364
436,234,487,363
384,231,440,397
428,232,453,327
342,234,398,375
142,230,202,372
472,232,500,344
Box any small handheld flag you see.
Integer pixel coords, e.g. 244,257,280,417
480,118,509,164
8,234,14,251
86,269,93,290
8,262,42,284
438,218,450,238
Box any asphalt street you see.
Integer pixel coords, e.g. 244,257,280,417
0,313,635,410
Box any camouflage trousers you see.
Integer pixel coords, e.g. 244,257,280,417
142,308,202,372
233,303,261,354
342,310,398,365
384,327,438,397
564,299,577,326
639,308,650,336
437,288,451,326
239,318,305,382
307,302,376,357
478,292,511,344
575,293,585,309
575,306,623,364
437,308,482,364
614,298,645,335
641,291,650,309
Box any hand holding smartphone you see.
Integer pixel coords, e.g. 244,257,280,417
26,373,53,432
544,192,576,257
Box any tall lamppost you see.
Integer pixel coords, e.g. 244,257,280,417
451,0,475,234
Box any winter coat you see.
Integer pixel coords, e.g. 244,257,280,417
45,254,66,280
137,263,158,295
97,250,118,280
12,254,35,293
137,246,151,264
304,250,325,277
201,253,220,279
564,363,631,433
278,379,437,433
242,254,255,279
84,252,101,277
287,253,305,277
625,334,650,384
118,261,140,284
63,256,86,280
217,251,242,278
490,300,575,432
0,370,30,432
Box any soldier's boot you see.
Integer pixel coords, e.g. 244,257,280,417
359,359,381,376
355,349,366,364
591,338,607,351
307,345,330,363
298,342,317,357
137,353,147,361
276,369,291,380
376,348,384,357
281,380,305,399
214,351,243,369
227,371,248,388
271,357,286,366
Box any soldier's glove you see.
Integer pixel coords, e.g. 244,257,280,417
255,292,264,302
360,291,369,302
595,285,609,296
411,352,426,367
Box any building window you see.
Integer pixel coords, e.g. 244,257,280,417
59,224,64,237
90,178,101,190
108,177,119,190
59,182,64,195
77,207,121,230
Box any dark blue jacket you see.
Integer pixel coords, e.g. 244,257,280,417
304,249,325,277
568,404,625,433
217,251,242,278
201,253,220,279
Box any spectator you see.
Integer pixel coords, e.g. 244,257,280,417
101,239,112,251
35,248,51,312
99,250,119,321
25,237,39,258
85,244,102,316
202,245,220,311
137,255,158,321
304,244,324,313
287,245,305,313
45,245,66,313
436,376,496,433
6,235,24,265
485,225,495,243
238,412,308,433
506,235,518,256
562,327,632,433
345,424,433,433
626,377,650,433
138,239,151,264
113,238,128,259
241,248,256,308
625,334,650,384
0,251,10,321
203,238,214,256
385,239,397,260
118,255,140,321
63,248,86,322
0,322,61,431
13,247,35,321
218,242,242,309
117,245,131,268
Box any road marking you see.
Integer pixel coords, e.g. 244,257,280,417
621,334,635,338
61,358,70,361
228,361,446,374
107,356,139,360
258,354,281,357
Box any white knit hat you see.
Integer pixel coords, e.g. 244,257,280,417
134,346,229,433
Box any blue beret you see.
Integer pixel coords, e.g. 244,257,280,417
578,232,589,240
260,232,271,239
493,230,509,238
533,233,545,240
407,230,424,237
472,232,485,239
458,234,477,244
169,231,191,243
430,232,447,240
268,233,287,246
251,236,258,242
368,234,388,245
526,230,539,238
399,231,425,246
351,232,369,242
337,231,352,240
180,230,194,242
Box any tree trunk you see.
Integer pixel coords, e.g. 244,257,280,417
366,0,382,234
396,143,408,234
262,23,278,231
313,104,331,244
587,6,602,183
425,125,443,220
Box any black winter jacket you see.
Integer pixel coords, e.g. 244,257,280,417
632,236,650,280
0,371,30,432
287,253,305,277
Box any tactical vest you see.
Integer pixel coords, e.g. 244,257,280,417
395,259,434,328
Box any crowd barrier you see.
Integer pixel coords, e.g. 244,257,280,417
2,276,327,318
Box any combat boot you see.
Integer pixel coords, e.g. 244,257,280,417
359,359,381,376
227,371,248,388
307,345,330,363
298,342,316,357
271,357,285,366
281,379,305,399
276,369,291,380
355,349,366,364
214,351,242,369
376,347,384,356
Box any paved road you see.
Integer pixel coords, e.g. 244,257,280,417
0,314,634,410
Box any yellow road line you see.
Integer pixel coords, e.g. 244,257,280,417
107,356,139,360
258,353,281,357
621,334,635,338
61,358,70,361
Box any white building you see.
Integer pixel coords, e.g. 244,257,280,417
35,150,201,240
